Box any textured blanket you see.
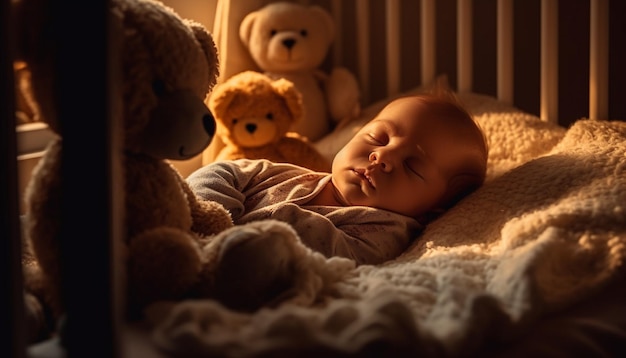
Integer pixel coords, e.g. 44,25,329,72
147,94,626,357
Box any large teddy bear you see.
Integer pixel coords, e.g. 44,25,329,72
239,1,361,142
16,0,239,328
210,70,330,172
15,0,311,334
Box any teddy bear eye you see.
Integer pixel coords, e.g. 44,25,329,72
232,118,238,125
270,29,278,37
152,79,166,96
266,113,273,120
300,29,308,37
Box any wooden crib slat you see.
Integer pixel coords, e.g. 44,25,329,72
497,0,514,104
330,0,343,67
53,1,123,356
421,0,436,87
356,0,370,104
386,0,401,96
589,0,609,120
541,0,559,123
457,0,473,93
1,0,27,355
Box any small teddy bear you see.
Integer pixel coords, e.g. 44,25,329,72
239,1,361,142
210,71,330,172
17,0,235,322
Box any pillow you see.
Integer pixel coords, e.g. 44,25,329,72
458,92,567,180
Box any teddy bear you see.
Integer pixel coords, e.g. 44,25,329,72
15,0,237,325
14,0,350,345
209,70,331,172
239,1,361,142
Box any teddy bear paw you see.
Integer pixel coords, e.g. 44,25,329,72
128,228,203,308
211,220,299,312
191,199,234,236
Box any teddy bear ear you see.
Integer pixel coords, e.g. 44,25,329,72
185,19,220,91
208,84,239,122
310,5,335,43
272,79,304,123
239,10,258,46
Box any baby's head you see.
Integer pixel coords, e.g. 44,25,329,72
331,94,488,222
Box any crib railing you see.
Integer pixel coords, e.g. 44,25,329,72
329,0,611,123
2,0,27,357
4,0,123,357
589,0,609,120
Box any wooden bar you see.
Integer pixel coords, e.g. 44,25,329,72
541,0,558,122
53,1,122,356
457,0,473,92
386,0,401,96
589,0,609,120
356,1,370,104
331,0,343,66
421,0,436,86
497,0,514,104
1,0,26,356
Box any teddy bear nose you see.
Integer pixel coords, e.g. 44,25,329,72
203,112,216,137
282,38,296,49
245,123,257,134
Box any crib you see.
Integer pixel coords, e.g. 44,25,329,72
3,0,626,357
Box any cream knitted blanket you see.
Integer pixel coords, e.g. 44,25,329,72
147,95,626,357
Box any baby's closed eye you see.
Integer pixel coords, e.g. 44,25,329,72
366,132,388,145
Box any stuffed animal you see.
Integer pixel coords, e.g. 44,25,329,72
210,71,330,172
16,0,341,343
239,1,361,142
15,0,235,322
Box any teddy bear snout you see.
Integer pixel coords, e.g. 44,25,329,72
245,123,258,134
140,90,216,160
203,112,216,137
282,38,296,50
231,117,278,148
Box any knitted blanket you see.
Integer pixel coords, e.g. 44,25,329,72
147,94,626,357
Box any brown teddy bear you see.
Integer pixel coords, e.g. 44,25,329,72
15,0,235,325
210,70,330,172
15,0,349,345
240,2,361,142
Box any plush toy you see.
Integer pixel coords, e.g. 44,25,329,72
15,0,235,322
239,1,361,142
210,70,330,172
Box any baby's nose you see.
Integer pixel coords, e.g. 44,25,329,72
369,152,392,172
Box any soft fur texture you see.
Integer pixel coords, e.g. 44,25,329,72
239,1,361,142
147,93,625,357
209,71,330,172
17,0,235,321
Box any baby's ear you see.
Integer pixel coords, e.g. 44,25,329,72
439,173,483,210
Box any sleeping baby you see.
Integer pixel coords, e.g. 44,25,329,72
187,93,488,266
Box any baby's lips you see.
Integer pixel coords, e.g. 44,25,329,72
353,168,375,189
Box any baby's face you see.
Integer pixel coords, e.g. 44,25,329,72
331,97,482,218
